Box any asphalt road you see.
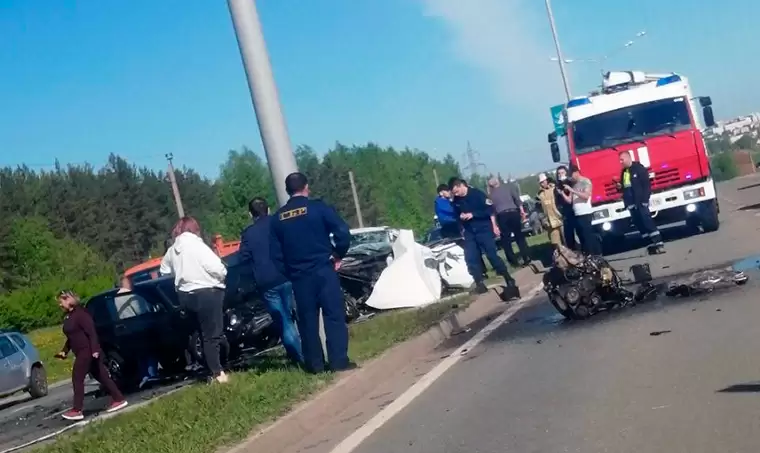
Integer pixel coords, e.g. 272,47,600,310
0,376,192,453
353,175,760,453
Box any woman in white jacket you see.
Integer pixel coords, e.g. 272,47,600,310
160,217,229,384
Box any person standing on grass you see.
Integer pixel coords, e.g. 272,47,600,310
55,290,128,421
487,177,531,267
239,196,304,365
270,172,356,374
160,216,229,384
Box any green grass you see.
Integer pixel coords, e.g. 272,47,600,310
28,326,71,384
36,296,471,453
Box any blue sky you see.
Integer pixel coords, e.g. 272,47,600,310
0,0,756,178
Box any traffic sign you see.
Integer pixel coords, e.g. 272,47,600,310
550,104,566,136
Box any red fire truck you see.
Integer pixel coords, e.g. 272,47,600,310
548,70,719,250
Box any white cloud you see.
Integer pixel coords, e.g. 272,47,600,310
420,0,564,109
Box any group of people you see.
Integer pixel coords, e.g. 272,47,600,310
55,172,356,420
434,176,522,297
533,151,665,255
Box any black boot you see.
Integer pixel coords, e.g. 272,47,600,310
470,282,489,295
500,273,521,301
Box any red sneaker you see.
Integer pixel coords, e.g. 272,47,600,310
62,410,84,421
106,400,128,413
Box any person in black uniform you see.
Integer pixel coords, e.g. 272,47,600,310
270,172,357,374
448,177,520,298
616,151,665,253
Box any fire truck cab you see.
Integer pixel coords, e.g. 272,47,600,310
548,70,718,250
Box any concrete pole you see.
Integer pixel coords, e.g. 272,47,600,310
227,0,327,354
227,0,298,207
433,168,440,187
165,153,185,219
348,171,364,228
544,0,572,102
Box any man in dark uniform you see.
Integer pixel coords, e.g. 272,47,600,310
448,177,520,298
616,151,665,254
270,172,356,374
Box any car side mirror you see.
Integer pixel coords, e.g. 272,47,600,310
550,142,561,163
699,96,712,108
548,131,557,143
703,106,715,128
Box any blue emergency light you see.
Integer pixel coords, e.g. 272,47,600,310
656,74,682,86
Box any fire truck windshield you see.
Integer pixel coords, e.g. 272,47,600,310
572,97,692,154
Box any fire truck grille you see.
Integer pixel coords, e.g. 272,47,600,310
602,167,681,197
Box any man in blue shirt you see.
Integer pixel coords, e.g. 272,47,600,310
448,177,520,298
239,197,303,365
270,173,355,374
434,184,460,239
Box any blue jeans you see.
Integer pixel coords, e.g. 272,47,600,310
263,282,303,364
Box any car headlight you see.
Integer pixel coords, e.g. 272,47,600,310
682,188,705,200
592,209,610,221
229,314,240,326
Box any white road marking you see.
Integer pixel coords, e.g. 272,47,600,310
328,281,545,453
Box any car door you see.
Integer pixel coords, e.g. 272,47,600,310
107,292,160,355
0,335,26,394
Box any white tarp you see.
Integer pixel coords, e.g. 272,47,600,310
429,241,475,289
365,229,443,310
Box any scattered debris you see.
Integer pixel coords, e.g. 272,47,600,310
630,263,652,283
665,269,748,298
634,282,660,302
650,330,672,336
451,327,472,336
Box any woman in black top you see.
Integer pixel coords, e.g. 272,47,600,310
55,290,128,421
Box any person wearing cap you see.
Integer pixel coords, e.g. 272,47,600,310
434,184,460,239
558,165,602,255
536,173,564,246
448,176,520,297
487,176,531,267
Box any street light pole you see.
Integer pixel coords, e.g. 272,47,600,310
544,0,571,102
227,0,298,207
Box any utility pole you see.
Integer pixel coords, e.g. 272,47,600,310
545,0,572,102
165,153,185,219
227,0,298,206
348,171,364,228
433,168,440,187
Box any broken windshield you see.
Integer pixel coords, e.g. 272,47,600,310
348,231,392,255
572,97,692,154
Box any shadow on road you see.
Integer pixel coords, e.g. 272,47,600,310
717,382,760,393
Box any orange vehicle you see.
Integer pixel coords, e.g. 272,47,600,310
124,235,241,285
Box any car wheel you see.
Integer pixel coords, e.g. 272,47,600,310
701,199,720,233
28,364,48,398
104,350,135,392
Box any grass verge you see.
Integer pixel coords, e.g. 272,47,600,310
28,326,71,384
37,295,471,453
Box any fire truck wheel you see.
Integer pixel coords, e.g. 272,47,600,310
701,200,720,233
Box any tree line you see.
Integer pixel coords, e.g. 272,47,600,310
0,144,461,331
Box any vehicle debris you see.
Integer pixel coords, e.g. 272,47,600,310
649,330,672,336
542,245,633,320
665,268,748,298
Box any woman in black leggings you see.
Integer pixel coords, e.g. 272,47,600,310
160,217,229,384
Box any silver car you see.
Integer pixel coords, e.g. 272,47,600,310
0,330,48,399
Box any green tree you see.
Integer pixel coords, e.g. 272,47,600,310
711,152,739,182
